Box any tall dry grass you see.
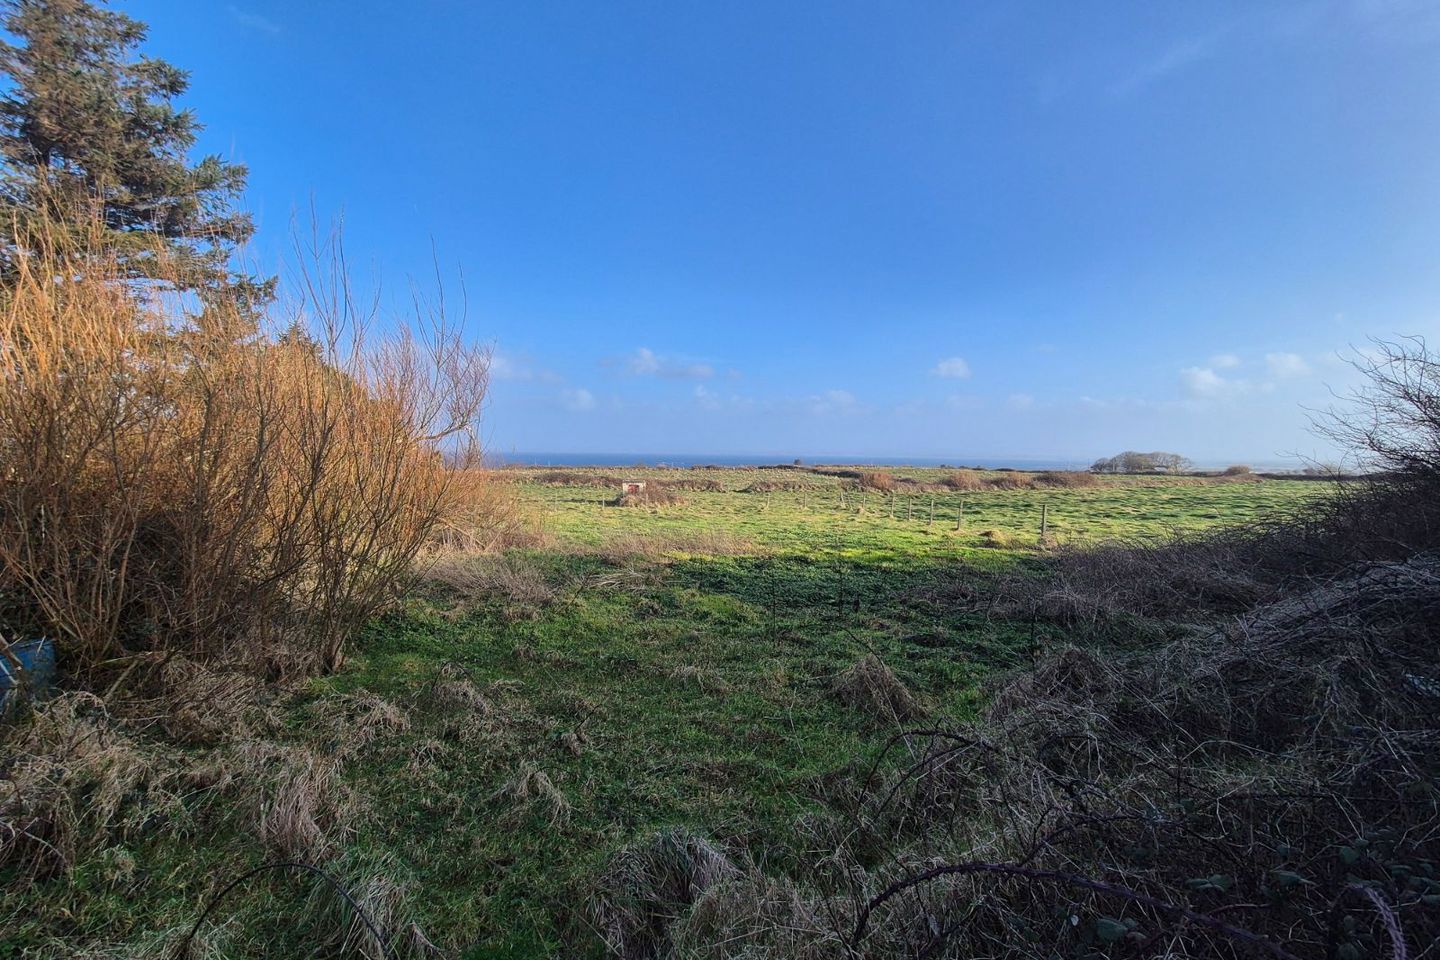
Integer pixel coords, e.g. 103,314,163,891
0,212,491,681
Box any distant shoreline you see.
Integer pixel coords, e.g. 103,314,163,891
488,451,1309,473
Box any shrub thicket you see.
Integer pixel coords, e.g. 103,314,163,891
0,213,491,681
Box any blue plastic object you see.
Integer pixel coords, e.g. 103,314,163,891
0,637,56,708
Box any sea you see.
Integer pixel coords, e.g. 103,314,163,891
487,452,1305,472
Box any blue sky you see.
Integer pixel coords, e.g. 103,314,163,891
128,0,1440,464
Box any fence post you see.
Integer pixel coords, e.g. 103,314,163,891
1040,503,1049,540
928,495,935,526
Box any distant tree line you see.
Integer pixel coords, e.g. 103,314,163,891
1090,451,1192,474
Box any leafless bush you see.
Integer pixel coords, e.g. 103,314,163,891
993,530,1277,623
857,471,895,492
0,212,492,682
940,470,985,491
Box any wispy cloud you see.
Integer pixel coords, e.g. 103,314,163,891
1265,352,1312,379
607,347,715,380
930,356,972,379
559,388,596,412
804,389,859,416
1210,353,1242,369
490,351,560,383
1112,32,1221,96
227,5,281,35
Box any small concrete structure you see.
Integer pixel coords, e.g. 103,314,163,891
621,480,646,496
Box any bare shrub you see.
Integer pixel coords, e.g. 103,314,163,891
0,213,491,681
832,655,925,723
1032,470,1098,488
994,531,1275,623
1222,463,1253,475
857,471,895,492
986,472,1033,490
940,469,985,491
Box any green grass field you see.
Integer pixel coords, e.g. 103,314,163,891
3,468,1327,959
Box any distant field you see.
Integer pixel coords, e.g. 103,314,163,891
509,465,1325,557
9,467,1328,958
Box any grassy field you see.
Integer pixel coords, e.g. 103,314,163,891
4,467,1327,959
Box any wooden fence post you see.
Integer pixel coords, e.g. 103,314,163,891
928,495,935,525
1040,503,1049,540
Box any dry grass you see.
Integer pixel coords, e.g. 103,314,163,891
616,488,686,508
831,655,925,723
591,829,740,960
491,762,570,826
418,550,563,618
667,664,733,695
214,741,352,863
0,693,184,884
741,479,809,493
580,530,757,561
303,853,443,960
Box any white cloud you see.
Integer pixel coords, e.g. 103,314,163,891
612,347,715,380
931,356,972,379
1180,366,1229,397
560,388,596,412
1007,393,1036,410
693,384,721,411
805,389,859,416
1265,352,1311,379
490,352,559,383
1210,353,1242,369
227,5,281,34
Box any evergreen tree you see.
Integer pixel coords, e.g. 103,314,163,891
0,0,273,316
